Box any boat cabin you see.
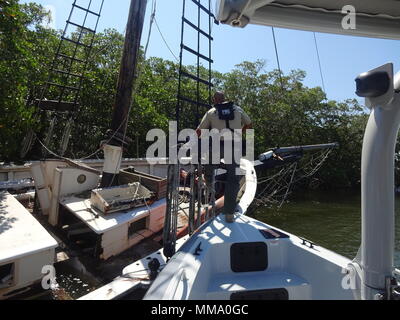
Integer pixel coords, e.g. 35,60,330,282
0,192,57,299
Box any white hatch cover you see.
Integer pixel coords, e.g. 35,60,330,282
0,192,58,264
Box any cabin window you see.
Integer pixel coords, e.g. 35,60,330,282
77,174,87,184
0,263,15,289
128,218,148,238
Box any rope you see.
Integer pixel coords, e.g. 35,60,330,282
272,27,284,89
32,109,130,161
20,129,35,158
254,148,334,210
73,0,158,166
24,0,158,165
120,264,167,280
233,0,252,25
42,115,56,156
153,17,179,62
144,0,157,59
59,117,74,156
21,0,108,159
278,162,297,209
313,32,326,94
100,0,162,187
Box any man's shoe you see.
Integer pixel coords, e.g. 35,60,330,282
225,214,234,223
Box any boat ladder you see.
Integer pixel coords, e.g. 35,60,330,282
163,0,218,259
175,0,218,130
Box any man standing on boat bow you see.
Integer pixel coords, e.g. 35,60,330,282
196,91,252,223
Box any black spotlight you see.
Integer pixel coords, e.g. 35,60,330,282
355,71,390,98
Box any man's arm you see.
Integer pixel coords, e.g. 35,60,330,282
243,123,253,132
197,112,211,137
240,108,253,132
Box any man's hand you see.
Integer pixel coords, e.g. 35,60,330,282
273,153,284,161
242,123,253,134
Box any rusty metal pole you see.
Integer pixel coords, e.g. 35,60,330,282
101,0,148,188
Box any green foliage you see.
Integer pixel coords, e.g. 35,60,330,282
0,0,59,160
221,60,368,188
0,1,371,189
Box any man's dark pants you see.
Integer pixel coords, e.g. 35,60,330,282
204,141,241,216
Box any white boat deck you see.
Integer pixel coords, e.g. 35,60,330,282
0,192,58,264
144,214,356,300
207,272,311,300
60,196,166,235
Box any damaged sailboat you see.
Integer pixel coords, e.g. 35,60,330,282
2,0,400,301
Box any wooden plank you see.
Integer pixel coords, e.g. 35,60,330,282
120,169,167,200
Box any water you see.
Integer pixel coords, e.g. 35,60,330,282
254,190,400,268
52,273,96,300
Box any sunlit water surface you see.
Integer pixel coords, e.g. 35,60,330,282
254,190,400,268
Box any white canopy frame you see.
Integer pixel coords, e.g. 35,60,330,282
215,0,400,300
216,0,400,40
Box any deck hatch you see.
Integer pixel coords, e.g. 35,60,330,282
259,228,290,240
231,288,289,300
230,242,268,273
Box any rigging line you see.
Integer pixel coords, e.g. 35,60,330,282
45,4,157,161
90,5,157,168
90,30,124,61
35,13,149,163
75,2,159,175
153,17,179,62
131,0,157,93
32,77,130,162
33,109,131,161
278,162,297,210
105,7,160,184
115,0,159,168
313,32,326,94
235,0,252,23
144,0,157,59
90,17,128,60
271,27,284,88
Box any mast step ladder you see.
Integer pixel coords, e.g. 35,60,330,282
36,0,105,113
164,0,219,259
21,0,105,158
176,0,218,129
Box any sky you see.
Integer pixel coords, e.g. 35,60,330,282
21,0,400,103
